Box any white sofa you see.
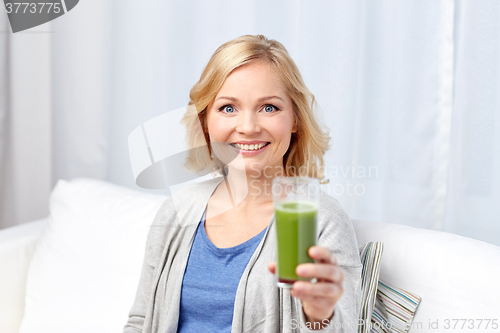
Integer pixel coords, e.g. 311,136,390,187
1,178,499,333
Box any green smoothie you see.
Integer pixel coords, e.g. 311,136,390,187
275,201,318,284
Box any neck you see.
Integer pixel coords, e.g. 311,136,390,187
223,164,284,207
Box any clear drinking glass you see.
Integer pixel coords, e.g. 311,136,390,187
273,177,320,288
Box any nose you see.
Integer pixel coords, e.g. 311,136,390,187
236,111,260,135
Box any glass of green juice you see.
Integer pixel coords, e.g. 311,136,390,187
273,177,319,288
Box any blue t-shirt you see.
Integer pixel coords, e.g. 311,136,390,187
177,211,267,332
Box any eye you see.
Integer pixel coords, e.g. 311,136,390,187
219,105,235,114
263,104,279,113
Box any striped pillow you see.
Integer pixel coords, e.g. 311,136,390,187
370,281,421,333
358,242,384,333
358,242,422,333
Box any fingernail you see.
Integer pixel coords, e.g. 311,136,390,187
297,266,307,275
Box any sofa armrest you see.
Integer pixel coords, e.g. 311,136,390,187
0,219,47,333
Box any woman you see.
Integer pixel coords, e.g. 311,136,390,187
124,35,362,333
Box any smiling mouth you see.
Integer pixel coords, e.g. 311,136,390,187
229,142,270,151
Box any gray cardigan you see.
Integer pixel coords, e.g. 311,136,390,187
123,177,362,333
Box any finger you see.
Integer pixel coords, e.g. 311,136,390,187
308,246,337,265
296,263,344,283
291,281,343,299
267,262,276,275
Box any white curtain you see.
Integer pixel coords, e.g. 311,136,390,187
0,17,52,228
445,0,500,244
1,0,499,246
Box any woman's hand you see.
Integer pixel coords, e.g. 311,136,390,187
267,246,344,327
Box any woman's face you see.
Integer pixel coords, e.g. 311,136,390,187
206,61,296,177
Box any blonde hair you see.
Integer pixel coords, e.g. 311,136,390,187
182,34,330,181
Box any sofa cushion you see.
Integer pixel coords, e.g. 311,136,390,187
371,281,420,333
19,178,167,333
352,219,500,327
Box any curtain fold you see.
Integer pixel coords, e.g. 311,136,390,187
0,0,499,246
444,0,500,245
0,18,52,229
51,0,113,183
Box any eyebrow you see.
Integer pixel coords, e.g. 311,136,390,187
215,96,285,103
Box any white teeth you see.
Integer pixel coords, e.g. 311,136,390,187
234,143,268,150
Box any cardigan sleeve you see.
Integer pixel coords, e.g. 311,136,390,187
122,224,158,333
123,199,171,333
